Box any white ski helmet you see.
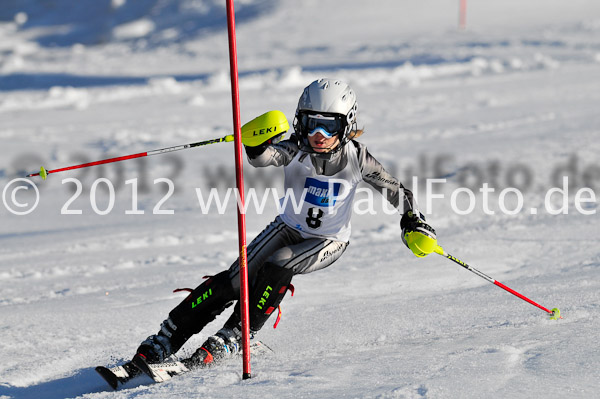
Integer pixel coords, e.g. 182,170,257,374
294,78,358,152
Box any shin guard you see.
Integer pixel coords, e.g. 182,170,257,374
225,263,294,334
166,270,235,352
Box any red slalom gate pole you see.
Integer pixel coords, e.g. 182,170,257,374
459,0,467,30
225,0,252,380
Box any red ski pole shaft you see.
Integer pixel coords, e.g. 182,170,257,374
434,246,561,319
225,0,251,380
26,135,233,179
27,152,148,179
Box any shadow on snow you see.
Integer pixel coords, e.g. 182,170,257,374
0,0,276,47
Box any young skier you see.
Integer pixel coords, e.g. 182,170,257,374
135,78,437,368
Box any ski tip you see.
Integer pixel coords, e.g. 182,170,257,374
95,366,119,390
225,135,234,142
40,166,48,180
550,307,562,320
132,353,154,378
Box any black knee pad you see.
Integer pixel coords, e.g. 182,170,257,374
219,263,294,335
168,270,235,339
247,262,294,332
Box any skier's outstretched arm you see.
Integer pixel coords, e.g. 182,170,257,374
245,135,299,168
355,141,417,215
355,141,437,257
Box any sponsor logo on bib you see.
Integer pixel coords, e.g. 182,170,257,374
304,178,341,206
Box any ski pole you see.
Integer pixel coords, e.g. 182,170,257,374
26,135,234,180
434,245,562,320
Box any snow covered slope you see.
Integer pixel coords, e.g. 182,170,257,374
1,1,600,398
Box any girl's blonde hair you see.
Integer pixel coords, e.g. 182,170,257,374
348,129,364,140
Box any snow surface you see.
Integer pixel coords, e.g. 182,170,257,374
1,1,600,398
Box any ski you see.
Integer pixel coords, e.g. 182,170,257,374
96,340,273,389
95,361,142,390
132,340,273,384
131,354,190,383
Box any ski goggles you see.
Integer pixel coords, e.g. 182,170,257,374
300,113,345,138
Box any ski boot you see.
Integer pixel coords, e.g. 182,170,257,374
183,327,240,368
